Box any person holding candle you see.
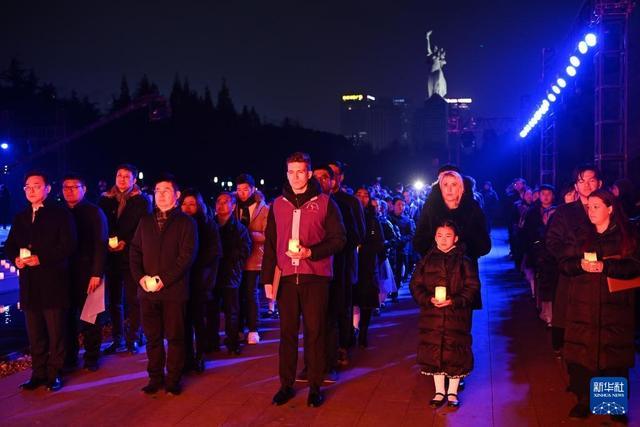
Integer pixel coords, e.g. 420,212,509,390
558,189,639,420
129,174,198,395
98,164,152,355
5,170,77,391
409,220,479,409
263,152,346,408
61,173,109,372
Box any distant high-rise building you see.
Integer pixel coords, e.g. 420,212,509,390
339,94,411,153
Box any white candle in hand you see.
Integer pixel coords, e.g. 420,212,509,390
435,286,447,303
584,252,597,262
145,276,159,292
108,237,119,249
288,239,300,253
19,248,31,259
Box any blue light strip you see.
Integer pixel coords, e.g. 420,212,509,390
519,33,597,139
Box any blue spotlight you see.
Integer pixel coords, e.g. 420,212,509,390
566,66,577,77
578,41,588,54
557,78,567,88
585,33,597,47
569,56,581,67
0,143,7,150
547,93,557,102
519,129,528,138
552,85,561,94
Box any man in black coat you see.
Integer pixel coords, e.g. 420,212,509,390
98,164,152,354
61,174,109,371
210,192,251,355
130,175,198,395
5,171,77,391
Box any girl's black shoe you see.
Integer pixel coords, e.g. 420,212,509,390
429,392,446,408
447,393,461,408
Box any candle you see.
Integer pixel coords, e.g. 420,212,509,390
0,272,4,280
10,266,16,273
435,286,447,303
108,237,119,249
288,239,300,253
19,248,31,259
584,252,597,262
145,276,159,292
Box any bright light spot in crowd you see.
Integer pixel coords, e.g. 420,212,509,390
0,143,7,150
227,181,233,187
138,172,144,180
585,33,597,47
557,78,567,88
547,93,557,102
578,41,588,54
413,180,425,190
569,56,580,67
221,181,226,187
552,85,561,94
566,66,577,77
213,176,218,183
259,179,265,186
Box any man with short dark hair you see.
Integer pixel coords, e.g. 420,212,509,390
130,174,198,395
6,171,77,391
263,152,346,407
99,164,151,355
61,174,108,372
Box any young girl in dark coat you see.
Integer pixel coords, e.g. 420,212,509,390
410,220,480,409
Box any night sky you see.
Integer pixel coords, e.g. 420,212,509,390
2,0,584,133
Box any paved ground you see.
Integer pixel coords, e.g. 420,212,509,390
0,229,637,426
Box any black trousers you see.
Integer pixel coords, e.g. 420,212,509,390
24,308,66,381
207,287,240,350
278,278,329,390
239,271,260,333
567,363,629,403
185,296,208,361
65,302,103,365
140,299,186,385
106,266,140,346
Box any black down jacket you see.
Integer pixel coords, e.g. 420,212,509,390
409,245,480,376
559,223,640,371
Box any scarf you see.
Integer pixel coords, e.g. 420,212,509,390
103,184,142,218
237,195,255,227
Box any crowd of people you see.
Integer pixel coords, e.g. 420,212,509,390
4,153,639,421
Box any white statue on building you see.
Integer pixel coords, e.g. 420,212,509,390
426,30,447,99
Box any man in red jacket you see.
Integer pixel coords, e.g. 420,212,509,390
262,152,346,408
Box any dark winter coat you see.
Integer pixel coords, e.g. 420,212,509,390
216,215,251,289
545,201,592,327
5,200,77,310
409,245,480,376
190,213,222,301
67,200,109,306
559,223,639,371
522,203,557,301
332,190,365,286
355,205,385,309
129,208,198,302
389,212,415,255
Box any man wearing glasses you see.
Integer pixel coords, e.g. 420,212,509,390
5,171,77,391
61,174,108,372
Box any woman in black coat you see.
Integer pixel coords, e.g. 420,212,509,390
559,189,640,419
410,220,480,409
354,188,385,347
179,190,222,371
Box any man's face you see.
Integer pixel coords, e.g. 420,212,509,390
313,169,333,195
539,189,554,207
393,200,405,216
181,195,198,216
154,181,179,211
236,183,254,202
216,194,234,217
575,170,602,200
287,162,311,192
24,175,50,205
62,179,86,206
328,164,342,190
403,191,411,204
115,169,136,193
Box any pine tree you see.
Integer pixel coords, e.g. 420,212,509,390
111,75,131,112
216,78,236,123
135,74,152,98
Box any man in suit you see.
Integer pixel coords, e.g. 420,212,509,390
130,174,197,395
5,171,76,391
98,164,151,354
61,173,108,372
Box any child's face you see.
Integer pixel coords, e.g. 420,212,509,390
435,226,458,252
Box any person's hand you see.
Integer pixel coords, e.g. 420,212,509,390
109,240,126,252
14,257,25,269
154,276,164,292
87,276,102,294
139,275,151,292
430,297,452,308
581,259,604,273
264,284,274,300
286,247,311,260
22,255,40,267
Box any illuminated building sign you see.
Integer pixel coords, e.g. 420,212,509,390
445,98,473,104
342,94,376,102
